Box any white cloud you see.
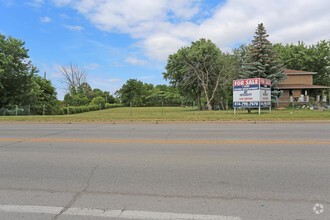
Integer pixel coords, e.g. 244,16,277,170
85,63,100,70
142,33,188,61
139,75,157,81
52,0,71,7
89,77,122,94
1,0,16,7
54,0,330,61
125,56,148,66
59,13,71,19
40,16,51,23
27,0,44,7
63,24,83,31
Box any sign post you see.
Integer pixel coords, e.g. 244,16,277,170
233,78,272,115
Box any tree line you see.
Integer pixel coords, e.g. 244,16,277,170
164,23,329,110
0,34,60,114
1,24,329,114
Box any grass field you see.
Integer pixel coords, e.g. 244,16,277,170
1,107,330,123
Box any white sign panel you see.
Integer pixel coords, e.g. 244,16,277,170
233,78,271,108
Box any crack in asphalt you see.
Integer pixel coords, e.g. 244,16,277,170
164,129,172,140
51,165,98,220
2,186,329,206
32,125,100,140
118,207,126,217
0,130,71,149
82,190,330,205
0,125,102,148
0,187,79,194
0,141,24,149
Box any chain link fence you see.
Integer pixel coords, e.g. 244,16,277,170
0,105,62,116
0,103,124,116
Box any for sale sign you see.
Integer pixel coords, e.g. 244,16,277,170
233,78,271,108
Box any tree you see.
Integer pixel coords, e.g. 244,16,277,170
30,75,60,114
0,34,37,108
92,88,116,104
274,40,330,86
77,82,93,100
63,82,91,106
63,80,116,107
240,23,286,99
273,41,307,71
90,96,106,109
164,46,203,110
116,79,153,106
63,93,89,106
147,85,184,106
164,38,234,110
233,44,250,71
216,53,240,110
60,63,87,95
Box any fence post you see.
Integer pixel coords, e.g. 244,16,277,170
67,106,69,115
162,101,164,116
130,101,132,116
15,105,18,116
43,104,45,116
28,105,30,115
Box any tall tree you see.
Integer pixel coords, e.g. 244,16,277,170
164,47,202,110
233,44,249,71
216,53,240,109
30,75,60,114
77,82,93,100
164,39,234,110
0,34,37,108
240,23,286,99
60,63,87,95
92,89,116,104
116,79,154,106
147,85,184,106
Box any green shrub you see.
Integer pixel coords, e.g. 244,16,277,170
59,103,122,115
90,96,106,109
105,103,122,109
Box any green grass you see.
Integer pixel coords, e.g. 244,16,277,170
1,107,330,123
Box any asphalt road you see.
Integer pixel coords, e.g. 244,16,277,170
0,122,329,220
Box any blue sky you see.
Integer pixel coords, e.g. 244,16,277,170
1,0,329,100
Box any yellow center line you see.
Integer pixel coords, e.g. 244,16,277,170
0,138,329,145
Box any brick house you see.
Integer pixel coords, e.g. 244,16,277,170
277,69,329,107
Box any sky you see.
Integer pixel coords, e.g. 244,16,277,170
1,0,329,100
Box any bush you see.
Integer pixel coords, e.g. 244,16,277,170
105,103,122,109
59,103,122,115
61,104,99,115
90,96,106,109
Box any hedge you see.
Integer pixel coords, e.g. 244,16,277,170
61,103,122,115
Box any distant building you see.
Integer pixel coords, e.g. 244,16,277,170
278,69,329,107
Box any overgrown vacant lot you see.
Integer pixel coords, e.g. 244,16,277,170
1,107,330,123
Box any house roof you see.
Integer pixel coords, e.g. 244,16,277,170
284,69,317,75
278,84,330,89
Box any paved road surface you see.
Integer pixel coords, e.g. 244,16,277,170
0,123,329,220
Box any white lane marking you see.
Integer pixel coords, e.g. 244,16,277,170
64,207,122,217
120,210,241,220
0,205,62,215
0,204,241,220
